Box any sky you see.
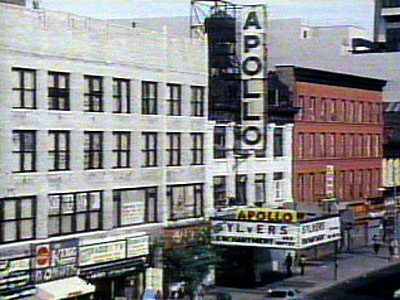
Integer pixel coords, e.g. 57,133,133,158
40,0,375,35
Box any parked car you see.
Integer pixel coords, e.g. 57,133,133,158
393,288,400,298
264,288,312,300
203,291,232,300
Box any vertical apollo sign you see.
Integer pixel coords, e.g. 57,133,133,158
240,6,267,150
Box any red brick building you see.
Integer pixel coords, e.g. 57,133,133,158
274,66,387,204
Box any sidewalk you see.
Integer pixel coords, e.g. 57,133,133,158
262,245,400,296
210,245,400,299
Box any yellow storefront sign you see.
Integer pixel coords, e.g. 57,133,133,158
236,208,299,223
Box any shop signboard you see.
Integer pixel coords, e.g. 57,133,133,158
0,257,33,298
239,5,267,151
79,240,126,266
164,224,210,248
326,165,335,198
121,201,145,225
236,208,299,223
34,239,79,283
211,216,341,249
127,235,149,258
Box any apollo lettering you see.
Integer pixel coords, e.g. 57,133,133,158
237,209,296,223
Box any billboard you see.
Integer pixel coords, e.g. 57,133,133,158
239,5,267,151
211,216,341,250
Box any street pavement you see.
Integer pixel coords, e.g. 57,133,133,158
209,245,400,300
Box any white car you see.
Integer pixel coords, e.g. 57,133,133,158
394,288,400,298
264,288,303,300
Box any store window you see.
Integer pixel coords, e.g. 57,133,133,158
113,78,130,113
235,175,247,205
168,184,204,220
84,75,103,112
0,196,36,243
48,71,69,110
255,173,266,205
213,176,227,207
273,128,283,157
48,191,102,236
273,172,284,200
49,130,70,171
167,133,181,166
13,130,36,173
167,84,182,116
113,132,130,168
84,131,103,169
142,132,158,167
191,86,205,117
113,187,157,227
191,133,204,165
142,81,157,115
214,126,227,159
12,68,36,109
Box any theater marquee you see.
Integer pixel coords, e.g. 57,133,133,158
211,216,341,250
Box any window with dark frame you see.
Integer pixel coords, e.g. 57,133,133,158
142,132,158,167
235,175,247,205
12,68,36,109
166,133,181,166
113,132,130,168
49,131,70,171
113,187,157,227
48,191,102,236
13,130,36,173
84,131,103,170
142,81,158,115
48,71,70,110
0,196,36,243
167,84,182,116
214,126,227,159
273,172,284,200
113,78,130,113
168,184,204,220
213,176,227,207
255,173,266,204
84,75,103,112
273,128,284,157
191,86,205,117
191,133,204,165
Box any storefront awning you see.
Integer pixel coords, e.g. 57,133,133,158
35,277,95,300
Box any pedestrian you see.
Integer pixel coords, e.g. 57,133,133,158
155,290,163,300
299,254,306,276
389,239,395,261
372,235,380,254
285,252,293,277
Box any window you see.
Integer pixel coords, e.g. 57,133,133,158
113,187,157,227
331,99,337,121
113,132,130,168
319,133,326,157
273,172,284,200
12,68,36,109
48,191,102,236
84,75,103,112
309,96,316,120
142,132,158,167
191,133,204,165
142,81,157,115
235,175,247,205
13,130,36,172
191,86,205,117
49,131,70,171
213,176,227,207
113,78,130,113
214,126,227,159
298,133,304,158
166,133,181,166
255,174,266,205
0,196,35,243
84,132,103,169
167,84,182,116
273,128,283,157
48,72,69,110
168,184,204,220
297,95,305,120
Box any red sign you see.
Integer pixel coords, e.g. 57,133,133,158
36,245,51,268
